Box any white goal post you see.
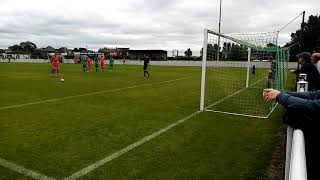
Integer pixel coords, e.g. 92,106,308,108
200,29,209,111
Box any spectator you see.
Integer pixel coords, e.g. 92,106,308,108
252,65,256,75
311,53,320,73
296,52,320,90
263,88,320,180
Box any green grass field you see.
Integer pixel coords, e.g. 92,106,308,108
0,62,287,179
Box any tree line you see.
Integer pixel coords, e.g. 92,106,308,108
285,15,320,61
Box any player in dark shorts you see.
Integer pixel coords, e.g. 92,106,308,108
143,53,150,77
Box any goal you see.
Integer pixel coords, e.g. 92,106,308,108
200,29,289,118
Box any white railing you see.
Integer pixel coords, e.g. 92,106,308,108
285,75,308,180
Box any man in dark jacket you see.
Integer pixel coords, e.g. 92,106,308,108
263,89,320,180
297,52,320,90
143,53,150,77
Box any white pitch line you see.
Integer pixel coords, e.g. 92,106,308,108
205,110,268,119
63,111,201,180
0,157,55,180
0,77,191,110
0,75,47,79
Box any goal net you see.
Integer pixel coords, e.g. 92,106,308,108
200,29,289,118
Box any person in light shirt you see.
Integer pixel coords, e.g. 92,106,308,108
311,52,320,73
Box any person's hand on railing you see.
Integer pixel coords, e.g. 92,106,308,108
263,89,281,102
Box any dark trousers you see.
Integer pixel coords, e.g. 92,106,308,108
284,108,319,180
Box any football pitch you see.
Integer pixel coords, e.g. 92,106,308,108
0,63,288,179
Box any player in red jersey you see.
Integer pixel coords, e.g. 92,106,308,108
87,57,92,72
100,55,106,71
50,53,61,77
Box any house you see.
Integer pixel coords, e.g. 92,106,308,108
6,50,31,59
58,47,72,56
38,46,55,58
129,50,167,61
99,47,130,58
0,49,5,59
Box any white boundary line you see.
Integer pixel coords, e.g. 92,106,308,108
63,111,201,180
0,75,47,79
0,77,191,110
205,110,268,119
0,73,43,76
0,157,55,180
266,103,278,118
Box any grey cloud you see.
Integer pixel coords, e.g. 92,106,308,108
0,0,319,52
128,0,181,11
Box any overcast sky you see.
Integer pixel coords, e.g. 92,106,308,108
0,0,319,55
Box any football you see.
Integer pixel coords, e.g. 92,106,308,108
60,78,65,82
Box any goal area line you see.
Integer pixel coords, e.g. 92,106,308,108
203,77,277,119
205,104,277,119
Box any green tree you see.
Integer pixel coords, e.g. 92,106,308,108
20,41,37,52
228,44,247,61
79,48,88,52
8,44,22,51
8,41,39,58
285,15,320,61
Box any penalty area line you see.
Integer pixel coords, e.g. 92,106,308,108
0,77,191,110
0,157,55,180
